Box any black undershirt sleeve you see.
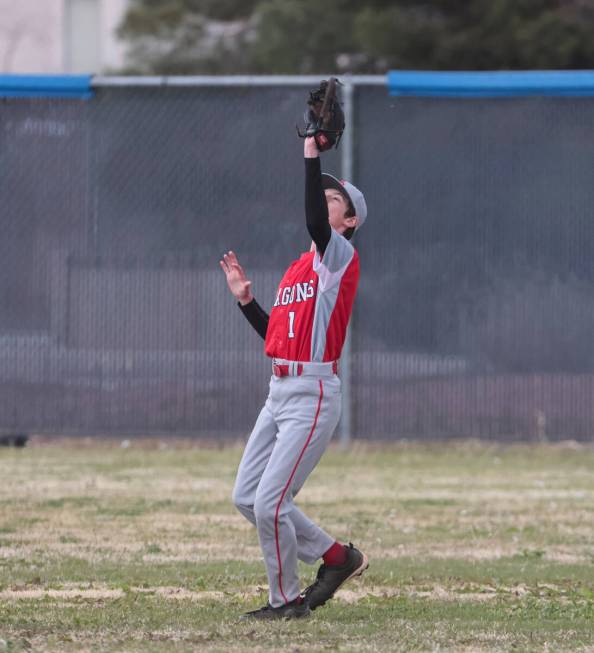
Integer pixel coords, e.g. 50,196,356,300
238,298,269,340
305,157,331,256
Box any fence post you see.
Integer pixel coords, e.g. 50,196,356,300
339,79,355,449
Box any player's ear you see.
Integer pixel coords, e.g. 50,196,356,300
344,215,357,229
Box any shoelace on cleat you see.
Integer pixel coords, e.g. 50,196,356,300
303,565,326,598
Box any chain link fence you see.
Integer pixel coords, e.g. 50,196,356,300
1,78,593,441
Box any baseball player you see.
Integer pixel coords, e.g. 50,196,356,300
219,136,368,620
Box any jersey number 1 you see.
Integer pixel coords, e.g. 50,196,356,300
288,311,295,338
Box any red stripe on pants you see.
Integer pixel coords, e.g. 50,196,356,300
273,380,324,604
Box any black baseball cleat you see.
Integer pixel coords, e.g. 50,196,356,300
239,597,310,621
301,543,369,610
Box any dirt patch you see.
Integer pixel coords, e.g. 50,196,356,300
135,587,228,601
145,513,246,528
374,543,589,563
0,584,261,603
0,540,263,564
335,586,499,603
0,477,227,501
3,582,560,605
0,588,125,600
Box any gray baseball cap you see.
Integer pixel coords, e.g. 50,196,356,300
321,173,367,230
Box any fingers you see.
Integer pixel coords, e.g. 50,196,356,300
221,251,238,265
221,251,236,273
220,251,246,282
227,251,240,266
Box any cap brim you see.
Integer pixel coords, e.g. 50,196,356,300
321,173,352,204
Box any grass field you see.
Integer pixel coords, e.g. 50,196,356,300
0,438,593,652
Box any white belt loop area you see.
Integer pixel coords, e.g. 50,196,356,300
272,358,338,378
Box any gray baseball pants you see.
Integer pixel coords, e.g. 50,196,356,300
232,373,341,607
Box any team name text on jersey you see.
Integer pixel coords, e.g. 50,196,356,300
273,280,316,307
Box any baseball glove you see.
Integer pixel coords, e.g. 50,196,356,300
297,78,345,151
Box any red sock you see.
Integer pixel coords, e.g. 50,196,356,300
323,541,347,566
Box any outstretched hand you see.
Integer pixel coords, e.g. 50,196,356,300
219,251,253,305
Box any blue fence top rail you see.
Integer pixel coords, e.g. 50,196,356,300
2,72,594,98
0,75,93,98
388,70,594,97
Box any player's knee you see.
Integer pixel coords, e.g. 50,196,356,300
253,493,275,528
232,487,255,521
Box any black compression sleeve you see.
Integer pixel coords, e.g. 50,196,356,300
305,157,331,256
238,298,269,340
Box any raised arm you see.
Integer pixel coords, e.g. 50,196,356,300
219,251,269,340
304,137,331,256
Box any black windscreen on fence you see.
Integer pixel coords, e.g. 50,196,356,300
1,83,593,440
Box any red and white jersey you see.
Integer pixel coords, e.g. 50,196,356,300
265,230,359,362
